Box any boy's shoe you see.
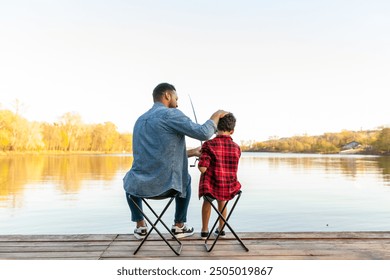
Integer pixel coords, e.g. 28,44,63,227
200,231,209,240
214,229,226,237
171,224,194,239
134,226,148,240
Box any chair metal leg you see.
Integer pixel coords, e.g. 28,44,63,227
205,191,249,252
130,196,183,255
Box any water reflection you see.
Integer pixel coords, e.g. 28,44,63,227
241,153,390,184
0,154,133,205
2,154,389,203
378,157,390,183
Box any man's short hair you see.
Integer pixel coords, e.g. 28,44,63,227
217,113,236,131
153,83,176,102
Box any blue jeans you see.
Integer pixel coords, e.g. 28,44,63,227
125,181,192,224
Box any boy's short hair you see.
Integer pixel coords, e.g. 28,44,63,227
217,113,236,131
153,83,176,102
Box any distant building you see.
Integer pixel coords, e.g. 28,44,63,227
341,141,361,151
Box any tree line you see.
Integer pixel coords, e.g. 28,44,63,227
241,128,390,155
1,107,388,155
0,109,132,152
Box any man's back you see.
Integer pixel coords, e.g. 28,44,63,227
124,102,216,198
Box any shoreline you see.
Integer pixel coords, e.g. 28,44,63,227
241,150,390,156
1,150,388,156
0,151,131,156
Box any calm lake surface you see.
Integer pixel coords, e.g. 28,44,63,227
1,153,389,234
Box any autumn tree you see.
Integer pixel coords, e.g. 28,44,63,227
1,109,133,152
58,112,84,151
0,110,13,150
373,128,390,154
242,128,388,154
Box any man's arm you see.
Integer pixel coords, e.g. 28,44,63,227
187,146,201,158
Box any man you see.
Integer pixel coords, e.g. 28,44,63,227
123,82,228,239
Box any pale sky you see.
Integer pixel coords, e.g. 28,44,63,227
1,0,389,143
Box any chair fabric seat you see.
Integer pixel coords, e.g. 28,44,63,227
132,189,178,200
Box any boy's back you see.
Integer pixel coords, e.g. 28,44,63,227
198,134,241,201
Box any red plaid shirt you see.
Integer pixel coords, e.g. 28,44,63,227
198,135,241,201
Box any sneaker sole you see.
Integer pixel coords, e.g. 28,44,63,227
174,231,194,239
134,233,146,240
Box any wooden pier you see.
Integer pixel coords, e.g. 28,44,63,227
1,232,390,260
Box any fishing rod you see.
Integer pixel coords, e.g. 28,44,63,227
188,94,198,124
189,95,202,167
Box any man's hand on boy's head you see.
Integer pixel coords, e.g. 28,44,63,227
217,110,229,119
210,110,229,126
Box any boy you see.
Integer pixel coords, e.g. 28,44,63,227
198,113,241,239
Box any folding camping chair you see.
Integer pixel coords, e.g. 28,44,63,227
204,190,249,252
129,189,183,256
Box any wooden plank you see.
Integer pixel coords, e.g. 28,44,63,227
100,248,374,260
105,243,390,254
109,237,390,245
113,232,390,242
238,232,390,239
101,242,384,258
0,241,113,247
0,234,117,242
0,251,103,260
0,245,109,253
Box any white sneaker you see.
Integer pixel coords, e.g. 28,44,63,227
134,226,148,240
171,224,194,238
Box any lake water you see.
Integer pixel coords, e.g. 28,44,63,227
1,153,389,234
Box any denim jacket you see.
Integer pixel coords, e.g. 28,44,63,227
123,102,216,198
